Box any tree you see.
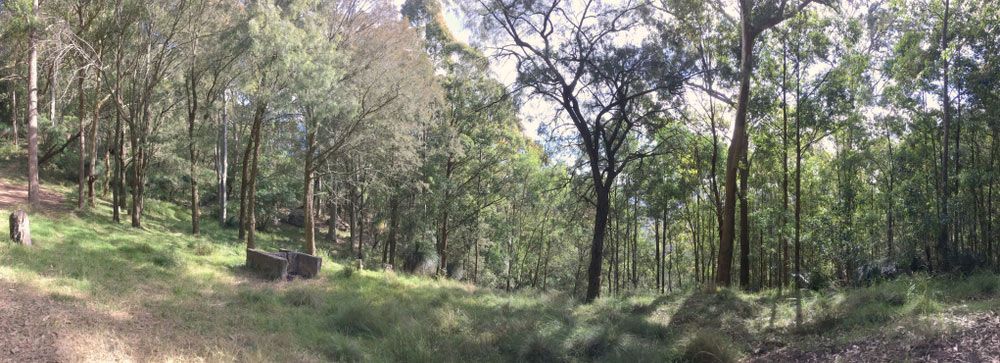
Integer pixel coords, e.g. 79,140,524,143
480,0,690,302
23,0,40,208
713,0,825,287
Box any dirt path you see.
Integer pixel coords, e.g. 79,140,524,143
0,178,68,214
0,280,216,362
752,311,1000,362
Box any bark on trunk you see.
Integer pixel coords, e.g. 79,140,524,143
27,0,40,208
77,67,87,209
718,25,754,287
218,90,228,225
303,131,316,255
739,154,751,289
584,186,611,302
937,0,952,271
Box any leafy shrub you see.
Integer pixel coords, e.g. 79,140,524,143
680,330,739,363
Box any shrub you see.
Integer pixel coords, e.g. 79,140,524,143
680,330,739,363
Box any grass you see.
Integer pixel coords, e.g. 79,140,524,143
1,175,998,361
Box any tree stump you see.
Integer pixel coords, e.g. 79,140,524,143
8,210,31,246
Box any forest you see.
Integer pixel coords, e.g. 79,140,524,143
0,0,998,361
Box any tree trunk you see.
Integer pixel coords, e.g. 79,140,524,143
584,185,611,302
327,196,338,242
781,33,790,291
27,0,40,208
10,90,18,148
303,130,316,255
247,108,263,247
219,90,228,225
937,0,952,271
655,216,661,292
739,154,751,289
77,67,87,209
718,18,755,287
188,103,200,235
87,54,103,207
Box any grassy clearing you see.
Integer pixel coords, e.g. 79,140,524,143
1,179,998,362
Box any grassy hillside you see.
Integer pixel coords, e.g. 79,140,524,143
1,178,998,362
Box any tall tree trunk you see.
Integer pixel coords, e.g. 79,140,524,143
794,55,804,325
781,32,790,291
246,109,263,247
219,90,228,225
77,67,87,209
27,0,41,208
937,0,952,270
739,153,751,289
49,58,58,126
327,195,338,242
655,216,661,292
718,15,755,287
437,156,454,276
187,92,200,235
886,120,895,259
387,195,399,268
87,52,103,207
112,108,123,223
303,129,316,255
584,185,611,302
10,90,18,147
239,104,264,244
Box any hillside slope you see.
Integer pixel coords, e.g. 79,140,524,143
1,176,998,362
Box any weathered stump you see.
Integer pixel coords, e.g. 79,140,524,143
8,210,31,246
246,249,288,280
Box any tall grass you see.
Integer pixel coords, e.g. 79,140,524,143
1,182,998,361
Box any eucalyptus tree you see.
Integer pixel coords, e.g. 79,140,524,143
297,0,437,255
95,0,193,227
478,0,691,302
705,0,827,287
180,0,243,235
12,0,43,207
404,0,522,276
237,0,318,247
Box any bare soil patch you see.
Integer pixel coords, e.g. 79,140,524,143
0,179,68,214
752,312,1000,362
0,281,203,362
